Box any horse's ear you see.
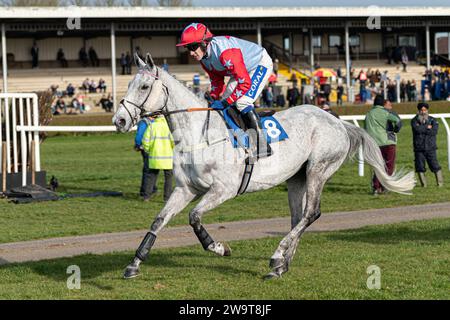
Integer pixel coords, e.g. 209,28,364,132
145,53,155,69
134,52,146,69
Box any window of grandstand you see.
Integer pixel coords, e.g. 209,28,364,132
329,35,341,47
313,35,322,48
398,35,417,47
350,35,360,47
435,32,450,55
283,35,291,51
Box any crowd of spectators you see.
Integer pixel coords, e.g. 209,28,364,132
49,78,112,115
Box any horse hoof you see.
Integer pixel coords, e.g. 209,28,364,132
223,243,232,256
263,272,281,281
123,265,140,279
269,258,284,269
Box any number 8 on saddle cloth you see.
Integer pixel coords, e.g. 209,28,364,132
221,107,289,149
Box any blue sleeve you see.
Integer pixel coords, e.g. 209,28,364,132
134,121,148,147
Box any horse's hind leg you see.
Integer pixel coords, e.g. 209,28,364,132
189,186,235,256
287,165,307,229
266,161,338,279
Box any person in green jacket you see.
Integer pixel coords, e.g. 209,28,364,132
135,115,174,202
364,95,402,195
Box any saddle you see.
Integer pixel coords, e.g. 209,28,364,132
226,106,276,131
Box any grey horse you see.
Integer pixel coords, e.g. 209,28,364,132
112,53,415,279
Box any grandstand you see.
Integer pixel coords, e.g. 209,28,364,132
1,6,450,109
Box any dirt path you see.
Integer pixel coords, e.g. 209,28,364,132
1,202,450,265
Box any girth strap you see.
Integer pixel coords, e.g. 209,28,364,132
237,158,254,196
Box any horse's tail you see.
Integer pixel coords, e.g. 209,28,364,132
342,121,416,195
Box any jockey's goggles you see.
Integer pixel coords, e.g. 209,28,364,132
185,43,201,52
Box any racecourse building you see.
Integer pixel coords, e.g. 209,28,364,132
1,6,450,100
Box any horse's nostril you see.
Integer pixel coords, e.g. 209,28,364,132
117,118,126,128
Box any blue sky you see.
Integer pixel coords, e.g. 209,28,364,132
192,0,449,6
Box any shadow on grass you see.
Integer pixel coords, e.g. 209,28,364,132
0,249,260,289
325,224,450,245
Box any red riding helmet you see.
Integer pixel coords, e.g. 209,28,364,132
176,23,213,47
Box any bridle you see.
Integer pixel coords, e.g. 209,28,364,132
119,68,170,128
119,67,212,129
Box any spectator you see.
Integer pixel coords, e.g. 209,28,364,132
125,51,132,74
89,46,100,67
89,80,97,93
287,83,300,107
322,82,331,102
52,98,66,115
96,94,113,112
120,53,127,75
134,115,174,202
71,95,85,114
411,102,444,187
79,46,89,67
424,86,431,102
81,78,90,93
273,59,279,75
66,83,75,98
162,58,169,72
401,49,408,72
57,48,68,68
336,66,342,80
69,98,79,114
31,42,39,68
265,86,274,107
364,95,402,195
400,80,407,102
337,83,344,106
193,73,200,94
98,78,107,93
50,84,59,96
289,72,298,87
409,80,417,102
320,102,339,119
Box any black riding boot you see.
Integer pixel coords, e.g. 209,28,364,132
242,108,272,160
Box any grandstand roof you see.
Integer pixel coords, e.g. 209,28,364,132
0,6,450,19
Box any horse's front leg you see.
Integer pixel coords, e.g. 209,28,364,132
189,185,235,257
124,187,196,279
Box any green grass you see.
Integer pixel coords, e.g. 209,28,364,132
0,120,449,244
0,218,448,299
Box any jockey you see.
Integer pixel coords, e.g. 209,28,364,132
176,22,273,159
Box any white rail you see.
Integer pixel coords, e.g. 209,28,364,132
341,113,450,176
0,93,39,186
12,112,450,186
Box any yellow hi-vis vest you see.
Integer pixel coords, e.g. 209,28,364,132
142,116,174,169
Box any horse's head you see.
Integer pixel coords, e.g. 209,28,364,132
113,52,167,132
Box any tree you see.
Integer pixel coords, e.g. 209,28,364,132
0,0,59,5
156,0,192,6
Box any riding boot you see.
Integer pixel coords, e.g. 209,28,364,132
418,172,427,187
434,170,444,187
241,108,272,160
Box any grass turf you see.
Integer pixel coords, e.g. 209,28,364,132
0,218,448,299
0,119,449,243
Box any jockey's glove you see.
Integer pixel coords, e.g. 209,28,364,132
211,99,230,110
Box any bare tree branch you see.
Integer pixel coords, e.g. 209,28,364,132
2,0,60,6
156,0,192,6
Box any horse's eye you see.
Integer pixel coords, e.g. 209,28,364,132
141,84,149,90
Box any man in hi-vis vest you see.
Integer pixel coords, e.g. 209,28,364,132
135,115,174,202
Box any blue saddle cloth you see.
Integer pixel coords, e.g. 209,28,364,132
222,108,289,149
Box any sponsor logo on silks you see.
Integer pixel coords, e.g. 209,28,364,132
245,65,267,99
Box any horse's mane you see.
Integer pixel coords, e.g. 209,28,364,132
158,66,209,108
